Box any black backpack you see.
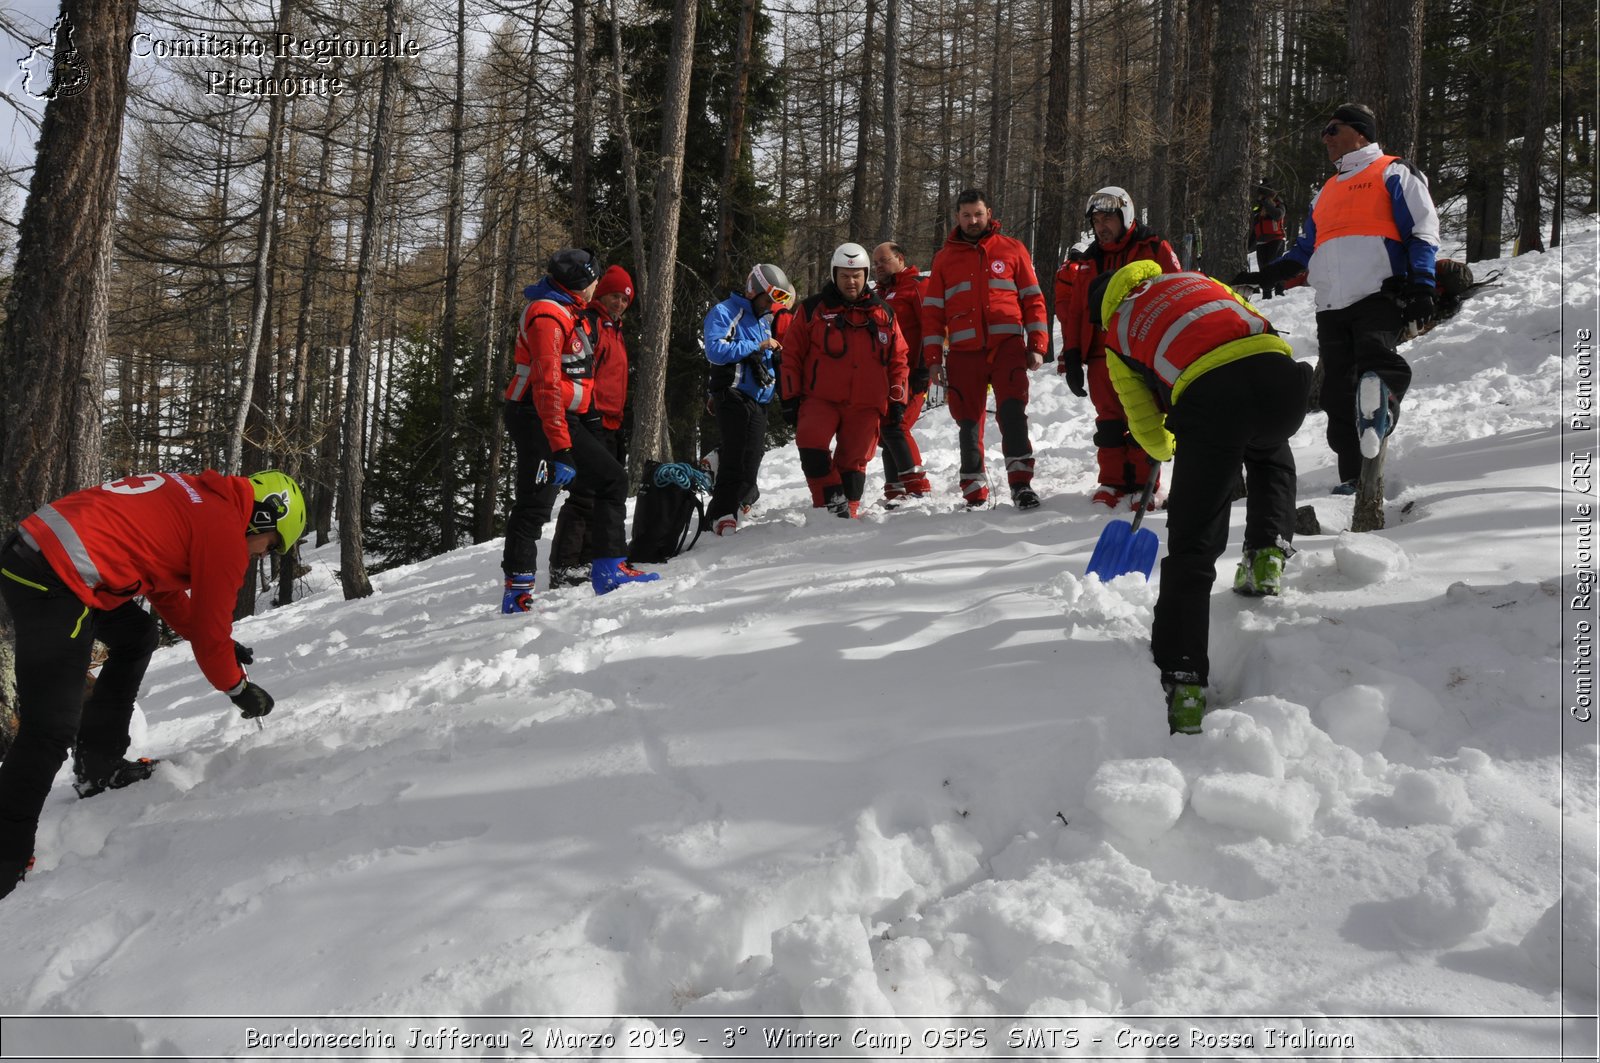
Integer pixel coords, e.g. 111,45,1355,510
627,461,712,564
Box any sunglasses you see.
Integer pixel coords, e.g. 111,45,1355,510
1321,121,1347,137
1084,192,1127,217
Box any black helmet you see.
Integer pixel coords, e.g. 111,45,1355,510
548,248,603,291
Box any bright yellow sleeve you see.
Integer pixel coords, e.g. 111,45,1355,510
1108,355,1176,462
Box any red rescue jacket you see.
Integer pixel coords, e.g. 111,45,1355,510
585,306,629,431
781,283,910,412
1054,223,1183,370
18,470,256,692
921,221,1048,364
504,280,593,452
879,266,926,368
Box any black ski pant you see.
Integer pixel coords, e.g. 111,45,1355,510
708,391,768,523
0,535,158,863
502,402,628,575
1315,293,1410,483
1254,240,1285,295
1151,355,1311,685
549,423,626,572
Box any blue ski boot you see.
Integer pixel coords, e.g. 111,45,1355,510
591,557,660,596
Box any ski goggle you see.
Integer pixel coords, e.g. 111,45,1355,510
1085,192,1127,218
761,285,795,310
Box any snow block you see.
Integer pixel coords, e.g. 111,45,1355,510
1199,710,1286,779
1314,685,1390,754
1084,759,1188,843
1519,870,1599,1002
1390,769,1470,826
771,913,896,1014
1331,530,1411,585
1387,847,1496,947
1189,773,1320,842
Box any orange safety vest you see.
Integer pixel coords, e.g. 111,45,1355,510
1106,272,1272,393
1312,154,1402,247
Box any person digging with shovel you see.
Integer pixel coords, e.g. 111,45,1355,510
1093,261,1311,735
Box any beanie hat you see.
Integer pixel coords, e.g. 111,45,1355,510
593,265,634,302
547,248,603,292
1331,102,1378,143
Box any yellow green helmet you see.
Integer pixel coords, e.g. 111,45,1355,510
248,470,307,555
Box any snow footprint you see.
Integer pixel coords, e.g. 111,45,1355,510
26,909,154,1009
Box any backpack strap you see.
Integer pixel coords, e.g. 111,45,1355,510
679,494,706,555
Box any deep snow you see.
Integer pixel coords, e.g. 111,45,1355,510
0,227,1595,1061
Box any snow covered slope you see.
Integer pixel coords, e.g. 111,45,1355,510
0,228,1594,1061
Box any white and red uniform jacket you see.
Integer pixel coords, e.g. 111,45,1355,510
921,221,1048,365
19,470,256,692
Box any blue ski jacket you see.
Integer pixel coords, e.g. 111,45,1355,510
704,292,779,404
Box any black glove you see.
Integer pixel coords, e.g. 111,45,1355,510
886,401,906,427
1060,349,1087,398
231,681,275,720
1404,283,1436,327
781,396,801,428
1231,270,1263,289
233,641,254,666
910,366,931,395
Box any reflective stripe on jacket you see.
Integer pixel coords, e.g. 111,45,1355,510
880,266,926,367
18,470,254,692
1054,223,1184,370
505,278,593,451
1101,265,1293,461
921,222,1047,362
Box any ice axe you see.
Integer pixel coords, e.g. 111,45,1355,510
1085,466,1162,581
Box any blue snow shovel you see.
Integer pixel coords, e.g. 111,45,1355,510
1085,467,1162,580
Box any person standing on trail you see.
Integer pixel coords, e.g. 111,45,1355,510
871,241,933,504
1234,103,1439,495
920,189,1050,509
703,263,795,536
1054,186,1184,510
780,242,910,518
501,249,659,607
1249,183,1289,298
0,469,305,900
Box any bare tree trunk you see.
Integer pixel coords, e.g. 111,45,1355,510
0,0,140,738
1515,0,1552,255
630,0,700,476
1198,0,1258,279
571,0,591,245
715,0,759,292
1382,0,1423,159
609,0,649,285
878,0,901,241
1149,0,1178,233
1037,0,1072,317
850,0,877,237
438,0,468,552
225,0,294,476
338,0,402,601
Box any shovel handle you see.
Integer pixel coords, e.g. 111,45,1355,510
1127,465,1162,534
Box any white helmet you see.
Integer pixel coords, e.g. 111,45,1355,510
831,242,871,274
1084,186,1135,231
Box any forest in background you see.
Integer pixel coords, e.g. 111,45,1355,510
0,0,1591,621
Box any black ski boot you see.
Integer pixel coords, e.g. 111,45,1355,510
72,749,160,800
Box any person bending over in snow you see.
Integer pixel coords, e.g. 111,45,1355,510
1093,262,1311,735
0,469,305,899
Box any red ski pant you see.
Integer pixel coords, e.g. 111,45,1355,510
1088,355,1156,490
797,399,882,503
944,340,1035,489
879,391,931,493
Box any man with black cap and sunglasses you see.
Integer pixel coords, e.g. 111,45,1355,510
500,249,659,610
1234,102,1440,496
